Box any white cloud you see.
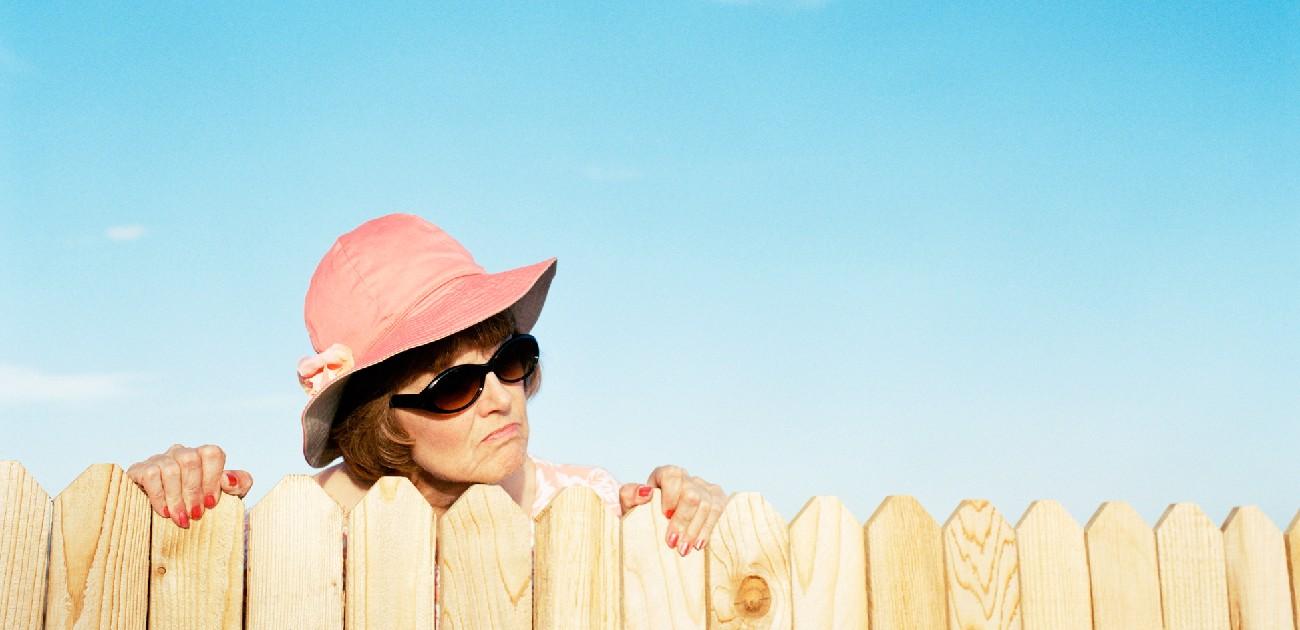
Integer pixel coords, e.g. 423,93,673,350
0,364,141,404
105,225,146,241
580,165,644,183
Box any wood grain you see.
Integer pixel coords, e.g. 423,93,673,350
534,485,618,630
1285,511,1300,629
1083,501,1163,630
437,484,531,630
706,492,791,630
149,495,244,629
863,495,946,630
943,499,1022,630
788,496,867,629
621,489,705,630
245,475,343,630
0,460,53,629
1015,500,1092,630
1222,506,1294,630
1154,503,1230,630
45,463,150,630
346,476,436,630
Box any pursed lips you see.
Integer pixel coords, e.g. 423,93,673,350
481,422,521,443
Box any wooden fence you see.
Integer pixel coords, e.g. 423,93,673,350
3,460,1299,629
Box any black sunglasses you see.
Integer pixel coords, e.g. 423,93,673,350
390,334,539,414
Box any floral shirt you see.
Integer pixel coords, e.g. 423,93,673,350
529,455,622,517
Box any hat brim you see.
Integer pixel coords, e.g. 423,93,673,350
300,257,556,467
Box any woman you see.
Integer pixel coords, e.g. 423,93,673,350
127,214,726,556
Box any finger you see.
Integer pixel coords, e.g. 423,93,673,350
196,444,226,510
157,457,188,528
695,487,727,551
617,483,654,514
220,470,254,498
679,493,714,556
174,448,205,522
648,466,687,518
666,483,704,553
127,463,169,519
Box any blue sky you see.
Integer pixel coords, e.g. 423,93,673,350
2,2,1298,531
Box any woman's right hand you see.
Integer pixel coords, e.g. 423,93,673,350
125,444,254,529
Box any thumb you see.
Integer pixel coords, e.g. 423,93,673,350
220,470,254,498
618,482,654,514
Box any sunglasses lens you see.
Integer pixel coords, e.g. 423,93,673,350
494,336,538,383
427,366,484,412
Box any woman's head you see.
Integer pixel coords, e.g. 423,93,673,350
329,308,540,485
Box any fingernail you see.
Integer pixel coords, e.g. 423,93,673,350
679,540,691,556
695,538,706,550
667,532,679,548
637,485,651,498
162,506,170,519
665,509,675,519
190,505,202,520
203,494,216,509
226,472,238,486
177,512,189,528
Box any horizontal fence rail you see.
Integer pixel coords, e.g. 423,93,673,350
3,460,1299,629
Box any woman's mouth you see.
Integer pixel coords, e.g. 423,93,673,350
482,423,521,443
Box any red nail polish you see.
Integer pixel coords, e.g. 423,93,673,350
668,532,679,548
695,538,706,550
204,494,216,509
226,472,238,486
177,512,189,528
665,509,675,519
637,485,651,498
162,506,170,518
190,505,202,520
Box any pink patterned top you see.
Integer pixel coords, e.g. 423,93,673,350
529,455,622,517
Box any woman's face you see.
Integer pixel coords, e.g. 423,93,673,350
392,342,531,485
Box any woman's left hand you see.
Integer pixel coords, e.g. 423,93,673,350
619,465,727,556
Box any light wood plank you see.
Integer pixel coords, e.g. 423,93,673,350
706,492,791,630
1154,502,1230,630
45,463,150,630
1285,511,1300,628
437,484,531,630
1015,500,1092,630
0,460,53,629
246,475,343,630
788,496,866,629
1222,506,1294,630
863,495,946,630
621,489,705,630
943,499,1022,630
535,485,618,630
149,495,244,629
1083,501,1162,630
346,476,436,630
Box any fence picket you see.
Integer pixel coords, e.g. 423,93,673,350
622,489,705,630
1154,503,1230,630
1015,500,1092,630
706,492,791,630
1222,506,1294,629
437,483,531,630
943,499,1022,630
1083,501,1162,630
0,461,53,629
149,495,244,629
788,496,866,629
1286,511,1300,626
45,463,150,629
534,485,618,630
346,476,436,630
863,495,945,630
245,475,343,629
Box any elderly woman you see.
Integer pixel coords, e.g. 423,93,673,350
128,214,726,556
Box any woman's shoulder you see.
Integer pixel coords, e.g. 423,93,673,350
529,455,621,516
314,461,370,512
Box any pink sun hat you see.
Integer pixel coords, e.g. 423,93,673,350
297,213,556,467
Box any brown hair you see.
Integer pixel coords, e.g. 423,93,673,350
329,309,538,484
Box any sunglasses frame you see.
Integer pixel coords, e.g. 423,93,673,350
389,333,539,415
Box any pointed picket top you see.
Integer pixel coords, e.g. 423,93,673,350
438,483,532,629
788,496,866,629
0,460,53,629
246,474,344,629
1221,505,1294,630
707,491,792,630
1082,501,1161,630
150,494,245,629
621,488,705,630
534,485,619,630
1286,510,1300,626
1014,500,1091,630
942,499,1022,630
1154,502,1229,630
863,495,945,630
46,463,151,630
347,476,436,630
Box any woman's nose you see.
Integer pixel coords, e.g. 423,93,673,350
477,372,512,414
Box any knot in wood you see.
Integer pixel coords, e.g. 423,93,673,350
734,575,771,619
